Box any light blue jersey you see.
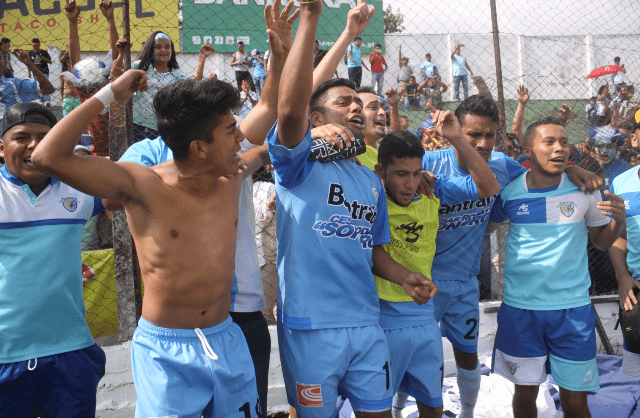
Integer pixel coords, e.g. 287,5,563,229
0,166,103,363
611,166,640,279
253,58,266,79
452,54,467,76
491,173,610,310
119,137,266,312
420,61,439,78
347,43,362,68
268,120,390,330
423,148,526,281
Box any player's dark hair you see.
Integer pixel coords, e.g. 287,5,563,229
454,94,500,126
154,78,240,161
378,130,425,171
375,43,382,48
354,37,362,42
590,96,597,101
137,31,179,73
238,41,244,45
1,38,9,45
597,85,608,95
614,56,621,63
309,78,356,114
355,86,376,95
522,116,565,147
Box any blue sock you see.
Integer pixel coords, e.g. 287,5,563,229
457,364,481,418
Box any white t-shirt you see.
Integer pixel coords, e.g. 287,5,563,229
239,91,258,119
264,50,271,71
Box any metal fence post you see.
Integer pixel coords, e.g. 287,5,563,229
489,0,506,146
111,0,138,342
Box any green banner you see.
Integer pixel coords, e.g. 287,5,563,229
182,0,384,55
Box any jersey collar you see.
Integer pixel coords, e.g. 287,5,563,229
1,164,58,187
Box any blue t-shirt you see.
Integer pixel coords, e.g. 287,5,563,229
452,54,467,77
611,166,640,280
422,148,526,281
347,44,362,68
268,120,390,330
420,60,439,77
0,166,104,363
253,58,266,78
379,176,480,330
604,159,629,193
491,173,610,310
119,137,266,312
0,76,41,112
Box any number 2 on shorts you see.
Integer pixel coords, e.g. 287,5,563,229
464,318,478,340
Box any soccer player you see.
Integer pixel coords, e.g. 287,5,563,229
374,105,499,418
609,115,640,380
393,94,604,418
490,116,626,418
267,1,436,417
32,70,271,417
0,103,105,416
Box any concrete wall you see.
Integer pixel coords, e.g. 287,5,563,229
94,300,624,417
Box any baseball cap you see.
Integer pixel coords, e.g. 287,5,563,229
1,102,57,137
74,134,94,153
251,49,260,56
31,38,40,45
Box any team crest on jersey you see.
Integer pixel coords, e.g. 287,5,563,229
61,197,78,212
558,201,575,217
297,382,322,407
506,361,518,375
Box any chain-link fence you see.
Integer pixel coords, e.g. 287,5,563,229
2,0,635,341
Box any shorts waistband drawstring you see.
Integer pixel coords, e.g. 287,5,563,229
195,328,218,360
27,358,37,371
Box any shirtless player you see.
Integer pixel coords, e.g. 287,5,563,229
32,70,269,417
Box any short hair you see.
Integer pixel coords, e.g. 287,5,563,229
1,38,9,44
409,75,416,80
378,130,425,171
375,43,382,48
522,116,565,147
154,78,241,161
314,40,320,43
454,94,500,126
309,78,356,114
354,37,362,42
590,96,597,101
506,132,519,146
31,38,40,43
425,52,431,57
614,56,621,62
356,86,376,95
238,41,244,45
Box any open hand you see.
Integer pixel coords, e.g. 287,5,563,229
311,123,355,149
385,88,403,107
599,190,626,223
264,0,300,58
345,0,376,38
110,69,148,101
65,0,81,22
402,272,438,305
517,84,530,103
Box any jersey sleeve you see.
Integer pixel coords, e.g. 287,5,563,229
505,156,527,181
267,119,316,190
433,175,479,205
91,196,106,217
585,191,612,227
16,78,40,95
119,138,165,167
489,194,509,223
371,176,390,246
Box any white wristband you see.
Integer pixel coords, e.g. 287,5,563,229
93,84,116,107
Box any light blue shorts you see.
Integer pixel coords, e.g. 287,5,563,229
433,277,480,353
385,321,444,408
278,324,393,417
492,303,599,392
132,316,260,418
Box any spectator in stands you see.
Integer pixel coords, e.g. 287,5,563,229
58,49,81,116
231,41,255,91
251,49,266,98
586,96,597,120
418,75,447,110
313,40,327,68
451,44,473,100
346,36,368,88
28,38,52,106
369,43,387,96
402,75,421,110
399,115,411,131
420,53,439,79
610,83,633,116
512,85,529,144
595,84,611,124
0,102,106,416
0,49,54,118
132,32,214,141
1,38,13,78
238,80,258,120
619,120,638,164
397,45,413,96
505,133,519,160
612,56,627,91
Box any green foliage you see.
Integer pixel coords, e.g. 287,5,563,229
384,6,404,34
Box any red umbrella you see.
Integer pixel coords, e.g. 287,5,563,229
587,65,625,79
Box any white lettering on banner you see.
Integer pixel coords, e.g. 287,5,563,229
193,0,358,8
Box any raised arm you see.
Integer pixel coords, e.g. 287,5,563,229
451,44,460,60
512,84,529,141
12,49,55,95
385,88,402,132
277,0,322,149
99,0,119,61
65,1,81,67
194,42,215,80
428,104,500,198
312,0,375,92
240,0,299,145
32,70,149,201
